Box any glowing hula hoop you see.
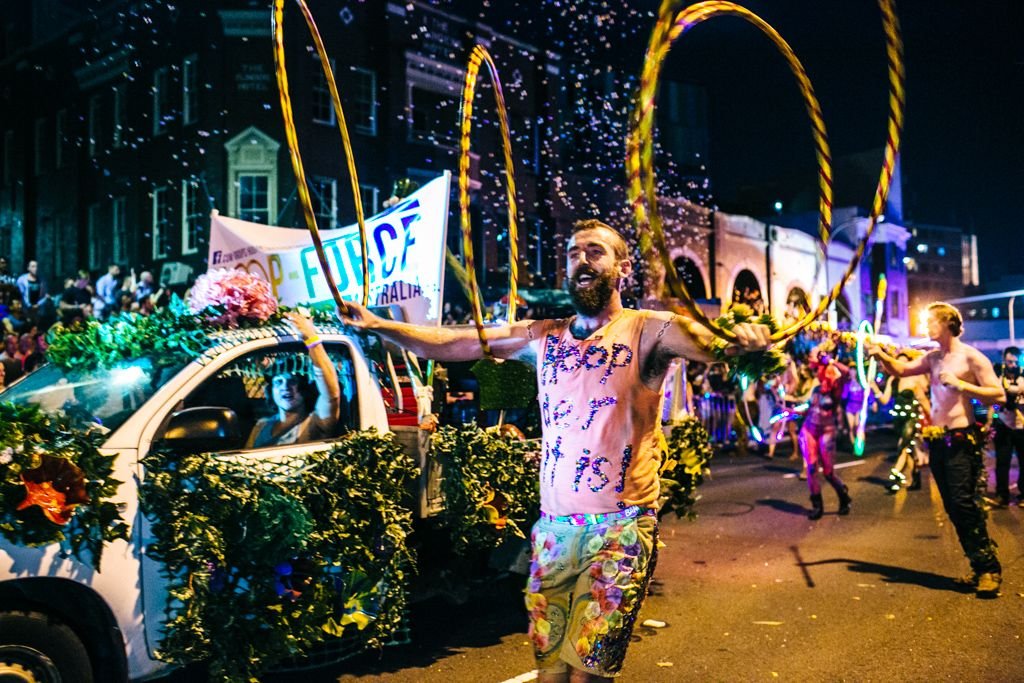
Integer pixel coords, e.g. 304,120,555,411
272,0,370,310
853,275,889,455
458,44,521,358
853,319,874,456
629,0,904,345
773,0,904,341
628,0,833,343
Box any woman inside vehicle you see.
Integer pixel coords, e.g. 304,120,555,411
246,312,341,448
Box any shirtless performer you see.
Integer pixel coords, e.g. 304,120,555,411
340,219,772,680
869,302,1005,598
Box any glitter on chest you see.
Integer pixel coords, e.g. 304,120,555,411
541,335,634,387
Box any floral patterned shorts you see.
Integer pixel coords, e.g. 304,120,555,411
524,509,658,677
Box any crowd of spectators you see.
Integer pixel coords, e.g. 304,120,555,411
0,257,168,389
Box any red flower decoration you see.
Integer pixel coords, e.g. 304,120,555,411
481,487,509,530
16,455,90,525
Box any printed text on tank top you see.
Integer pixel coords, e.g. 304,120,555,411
537,310,661,516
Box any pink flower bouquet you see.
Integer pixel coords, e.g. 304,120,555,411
187,268,278,327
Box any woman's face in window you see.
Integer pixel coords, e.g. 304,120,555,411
271,373,305,412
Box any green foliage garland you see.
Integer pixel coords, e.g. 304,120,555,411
471,358,538,410
46,297,215,372
431,424,540,554
708,304,786,380
658,416,714,520
0,403,128,570
45,295,289,373
141,430,418,682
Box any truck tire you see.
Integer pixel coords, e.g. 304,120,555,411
0,611,93,683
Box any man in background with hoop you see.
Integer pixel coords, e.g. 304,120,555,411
339,218,771,682
869,302,1005,598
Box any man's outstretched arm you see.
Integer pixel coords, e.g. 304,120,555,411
645,311,773,364
338,300,536,363
868,345,930,378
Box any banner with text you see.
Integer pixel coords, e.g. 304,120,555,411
208,172,450,325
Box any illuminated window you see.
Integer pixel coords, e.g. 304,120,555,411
409,86,457,145
113,197,127,263
351,67,377,136
113,84,126,148
238,174,270,224
226,127,279,226
312,57,336,125
309,176,337,229
182,179,204,255
359,184,379,217
153,67,170,136
406,54,462,147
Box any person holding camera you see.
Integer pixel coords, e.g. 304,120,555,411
986,346,1024,508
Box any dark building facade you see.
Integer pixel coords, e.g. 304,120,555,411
0,0,713,302
0,1,556,294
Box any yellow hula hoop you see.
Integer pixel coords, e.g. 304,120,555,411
458,44,521,358
774,0,904,342
628,0,833,343
272,0,370,310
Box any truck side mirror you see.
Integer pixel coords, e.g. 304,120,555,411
157,406,241,452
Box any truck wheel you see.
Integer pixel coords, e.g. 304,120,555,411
0,611,93,683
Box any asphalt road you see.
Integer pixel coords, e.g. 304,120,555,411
229,430,1023,682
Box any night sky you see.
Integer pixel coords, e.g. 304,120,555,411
469,0,1024,280
682,0,1024,281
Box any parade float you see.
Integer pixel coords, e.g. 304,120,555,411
0,270,418,680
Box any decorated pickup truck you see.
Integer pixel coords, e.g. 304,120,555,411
0,268,713,682
0,272,425,681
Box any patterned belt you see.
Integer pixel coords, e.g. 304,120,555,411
539,505,656,526
923,425,977,446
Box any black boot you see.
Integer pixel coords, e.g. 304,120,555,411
837,485,852,515
907,470,921,491
808,493,824,520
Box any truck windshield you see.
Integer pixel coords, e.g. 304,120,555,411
0,358,185,433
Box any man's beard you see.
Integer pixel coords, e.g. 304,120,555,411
568,267,617,316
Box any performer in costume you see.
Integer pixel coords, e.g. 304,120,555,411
800,345,852,519
872,351,931,492
767,355,815,461
338,219,771,680
869,302,1004,598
